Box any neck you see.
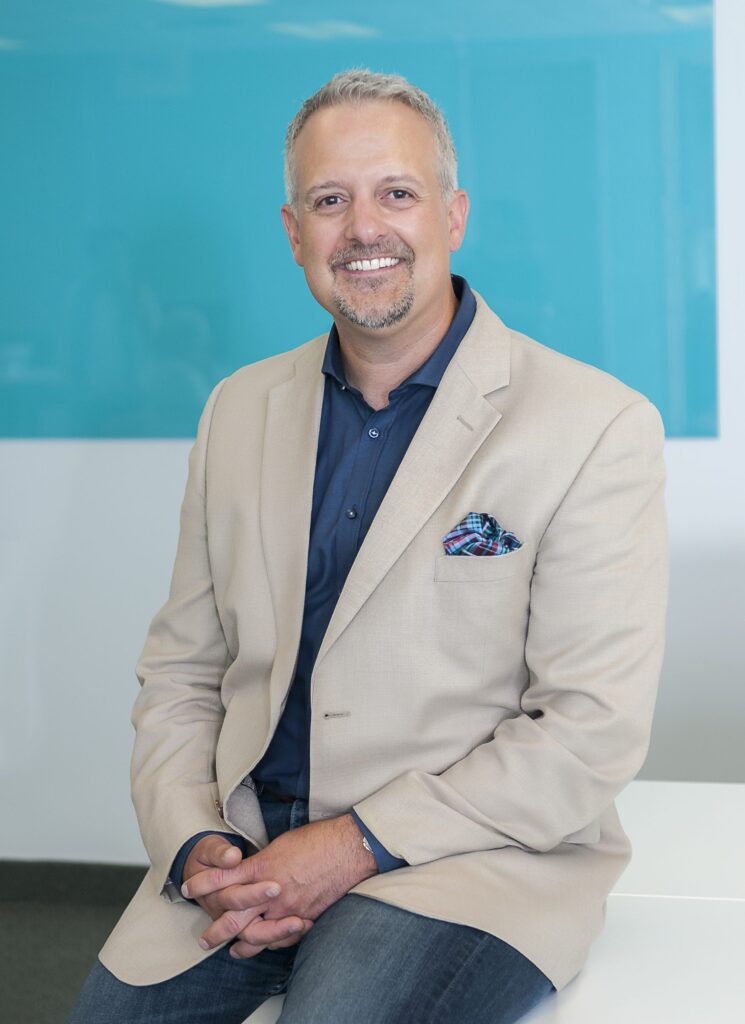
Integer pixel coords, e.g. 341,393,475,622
335,284,458,409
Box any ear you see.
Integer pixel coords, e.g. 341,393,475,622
446,189,469,253
280,204,304,267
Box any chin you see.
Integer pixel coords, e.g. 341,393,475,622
333,289,415,331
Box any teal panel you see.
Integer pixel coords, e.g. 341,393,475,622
0,1,716,437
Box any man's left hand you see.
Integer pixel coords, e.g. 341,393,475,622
183,813,378,957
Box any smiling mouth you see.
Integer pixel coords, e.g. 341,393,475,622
338,256,403,273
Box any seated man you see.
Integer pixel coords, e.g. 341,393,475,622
69,69,668,1024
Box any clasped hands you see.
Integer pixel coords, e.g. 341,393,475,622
182,814,378,959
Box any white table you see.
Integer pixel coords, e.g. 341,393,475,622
244,781,745,1023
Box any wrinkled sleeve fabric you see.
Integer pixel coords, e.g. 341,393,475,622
353,398,668,864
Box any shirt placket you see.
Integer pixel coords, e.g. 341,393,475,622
334,395,396,594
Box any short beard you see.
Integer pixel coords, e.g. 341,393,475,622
332,280,415,329
330,242,415,329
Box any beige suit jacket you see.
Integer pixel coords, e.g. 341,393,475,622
100,291,668,991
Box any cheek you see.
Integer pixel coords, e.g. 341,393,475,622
301,256,336,309
307,232,340,272
409,219,449,259
298,241,328,279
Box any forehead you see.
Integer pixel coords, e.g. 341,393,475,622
293,100,439,185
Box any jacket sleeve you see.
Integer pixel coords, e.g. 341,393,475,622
129,379,251,895
353,398,668,863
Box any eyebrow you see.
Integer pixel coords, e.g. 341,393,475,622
377,174,425,188
304,180,347,200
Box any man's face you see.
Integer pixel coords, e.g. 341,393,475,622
281,100,468,336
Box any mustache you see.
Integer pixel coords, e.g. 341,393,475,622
330,243,415,268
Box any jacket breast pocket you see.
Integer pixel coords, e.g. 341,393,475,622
434,547,527,583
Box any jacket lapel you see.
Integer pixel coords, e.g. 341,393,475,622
259,337,326,709
316,294,511,665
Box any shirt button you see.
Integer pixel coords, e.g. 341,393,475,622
368,427,380,439
345,507,358,519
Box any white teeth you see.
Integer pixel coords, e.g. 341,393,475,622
344,257,401,271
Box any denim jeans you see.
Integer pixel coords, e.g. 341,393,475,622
68,792,555,1024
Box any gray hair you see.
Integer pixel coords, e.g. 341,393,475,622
284,69,458,213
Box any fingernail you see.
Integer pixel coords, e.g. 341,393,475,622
265,885,280,897
290,923,303,934
181,883,190,898
198,938,211,950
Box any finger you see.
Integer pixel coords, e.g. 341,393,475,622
266,920,314,950
236,916,306,949
228,940,266,960
195,891,269,925
182,859,262,899
195,881,282,912
198,909,256,949
201,910,305,951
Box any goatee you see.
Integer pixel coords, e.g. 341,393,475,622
333,286,415,329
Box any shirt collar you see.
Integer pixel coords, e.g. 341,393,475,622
322,275,476,394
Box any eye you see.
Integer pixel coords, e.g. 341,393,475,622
387,189,413,201
315,195,344,209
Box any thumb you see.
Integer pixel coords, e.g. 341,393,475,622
183,835,245,896
195,834,243,869
218,842,243,867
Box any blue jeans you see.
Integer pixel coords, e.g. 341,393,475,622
68,793,555,1024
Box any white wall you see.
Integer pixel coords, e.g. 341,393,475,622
642,0,745,783
1,0,743,864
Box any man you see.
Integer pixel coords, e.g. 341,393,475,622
70,70,667,1023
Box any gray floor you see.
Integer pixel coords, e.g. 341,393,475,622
0,861,146,1024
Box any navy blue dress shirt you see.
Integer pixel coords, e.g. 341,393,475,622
172,275,476,885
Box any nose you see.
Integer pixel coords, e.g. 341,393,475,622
343,194,388,246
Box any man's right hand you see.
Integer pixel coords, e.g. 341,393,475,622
183,834,313,956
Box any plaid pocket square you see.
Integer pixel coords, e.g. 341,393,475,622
442,512,522,556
